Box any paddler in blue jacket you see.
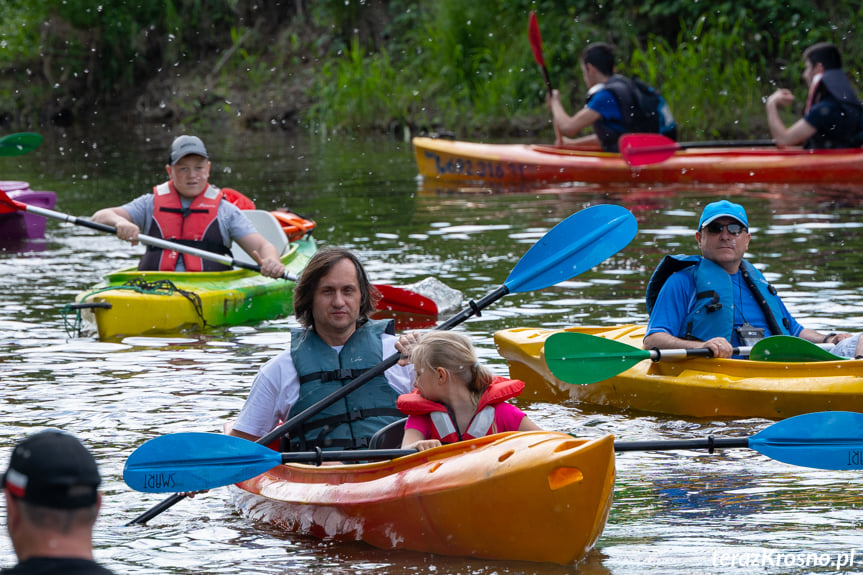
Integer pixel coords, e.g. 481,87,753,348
643,200,853,358
547,42,676,152
766,42,863,149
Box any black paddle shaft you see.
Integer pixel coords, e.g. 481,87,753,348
614,437,749,453
680,139,775,150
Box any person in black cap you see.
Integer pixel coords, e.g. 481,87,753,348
1,430,115,574
766,42,863,149
91,135,287,278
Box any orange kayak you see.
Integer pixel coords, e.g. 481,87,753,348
232,431,616,564
413,137,863,185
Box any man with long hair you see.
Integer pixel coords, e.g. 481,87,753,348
230,246,414,450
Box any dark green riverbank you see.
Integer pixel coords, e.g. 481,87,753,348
2,1,862,140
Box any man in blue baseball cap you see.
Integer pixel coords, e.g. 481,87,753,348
643,200,852,358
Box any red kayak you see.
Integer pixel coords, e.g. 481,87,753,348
413,137,863,185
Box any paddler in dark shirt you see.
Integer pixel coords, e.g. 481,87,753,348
1,430,116,575
766,42,863,149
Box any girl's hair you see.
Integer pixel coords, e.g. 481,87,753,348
411,332,493,402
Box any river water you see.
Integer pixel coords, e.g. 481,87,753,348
2,124,863,574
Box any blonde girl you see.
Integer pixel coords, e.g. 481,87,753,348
397,332,541,452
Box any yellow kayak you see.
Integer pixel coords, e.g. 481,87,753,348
494,324,863,419
72,235,316,339
233,431,615,565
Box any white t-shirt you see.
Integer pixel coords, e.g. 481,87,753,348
232,332,415,438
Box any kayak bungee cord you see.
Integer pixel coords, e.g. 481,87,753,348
60,279,207,338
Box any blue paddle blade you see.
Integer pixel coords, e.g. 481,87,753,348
124,432,281,493
749,411,863,470
504,204,637,293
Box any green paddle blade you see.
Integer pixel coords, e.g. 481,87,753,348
545,331,651,385
0,132,43,156
749,335,844,362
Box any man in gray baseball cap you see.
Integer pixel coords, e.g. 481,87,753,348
169,135,208,165
2,429,115,574
90,134,287,278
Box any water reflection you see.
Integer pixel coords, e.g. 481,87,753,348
1,126,862,573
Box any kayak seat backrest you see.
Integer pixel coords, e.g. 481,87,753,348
231,210,290,265
368,417,407,450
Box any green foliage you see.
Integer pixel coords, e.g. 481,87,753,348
627,16,767,140
308,37,421,133
0,0,243,98
3,0,863,137
0,2,43,64
306,0,863,137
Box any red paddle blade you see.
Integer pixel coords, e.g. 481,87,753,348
374,284,439,316
618,133,680,166
0,189,27,214
528,11,546,67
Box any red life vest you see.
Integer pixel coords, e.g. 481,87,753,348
139,182,231,272
396,376,525,443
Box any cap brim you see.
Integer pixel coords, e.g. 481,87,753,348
701,214,747,228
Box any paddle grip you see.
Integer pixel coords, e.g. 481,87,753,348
75,217,117,234
650,346,747,361
221,256,298,282
437,286,509,331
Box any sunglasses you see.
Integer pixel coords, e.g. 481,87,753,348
704,222,746,235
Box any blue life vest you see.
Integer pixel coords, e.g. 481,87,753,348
286,319,402,451
645,255,790,342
